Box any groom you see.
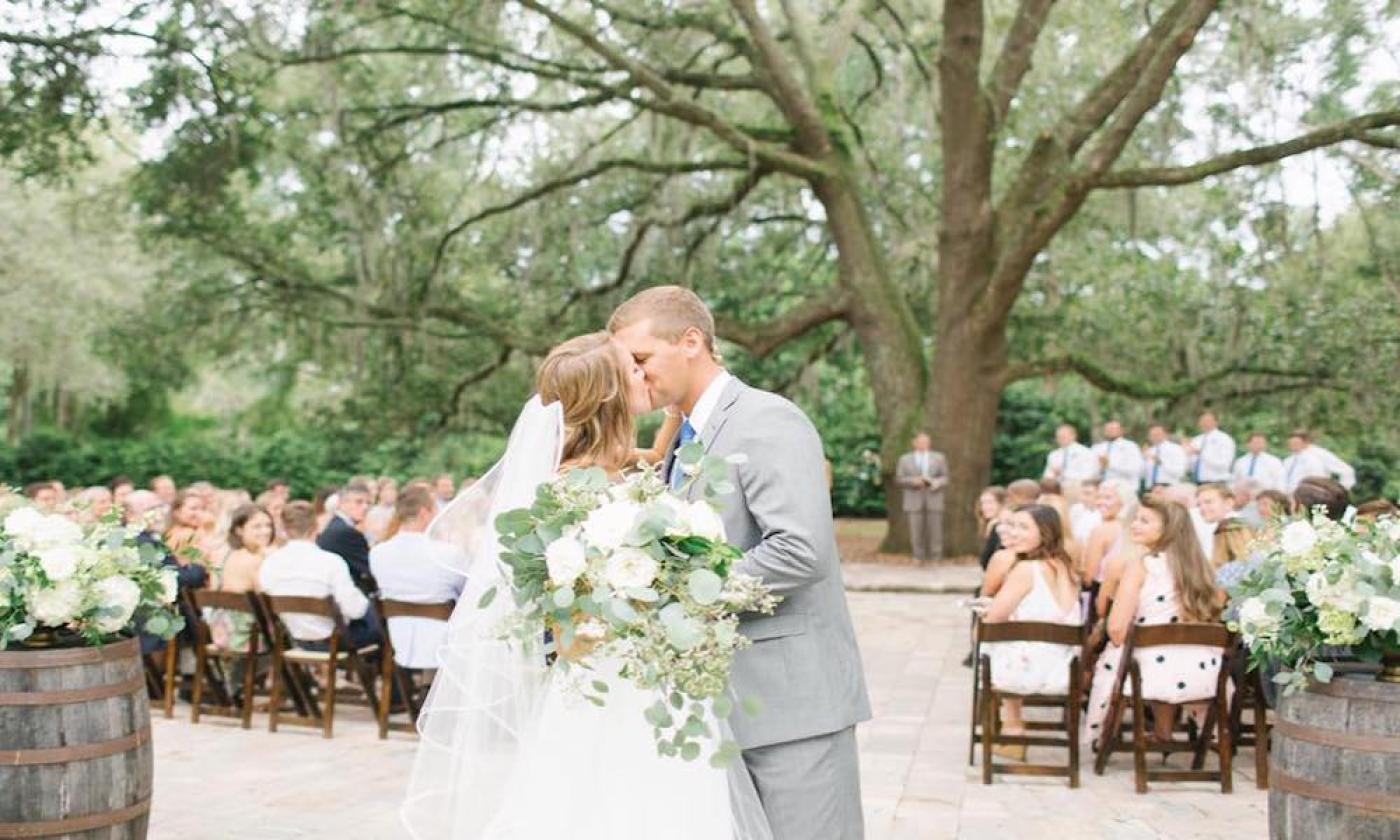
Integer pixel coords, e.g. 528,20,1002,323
610,287,871,840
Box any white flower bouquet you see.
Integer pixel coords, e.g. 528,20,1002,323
487,443,779,765
1226,510,1400,693
0,499,185,649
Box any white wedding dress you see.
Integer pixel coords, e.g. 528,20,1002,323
400,397,771,840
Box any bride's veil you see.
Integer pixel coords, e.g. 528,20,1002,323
400,395,563,839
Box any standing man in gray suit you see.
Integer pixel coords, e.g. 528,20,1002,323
895,433,948,563
610,286,871,840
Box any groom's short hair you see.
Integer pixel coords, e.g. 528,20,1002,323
608,285,715,352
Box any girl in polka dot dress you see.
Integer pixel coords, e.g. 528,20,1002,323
1084,497,1226,747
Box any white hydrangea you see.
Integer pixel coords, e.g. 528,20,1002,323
581,500,642,551
29,580,85,626
604,546,659,591
92,576,142,633
1362,597,1400,634
544,535,588,587
158,568,179,603
1280,520,1318,557
35,546,80,582
5,509,83,552
1304,570,1363,613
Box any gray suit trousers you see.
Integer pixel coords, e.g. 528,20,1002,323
742,726,864,840
908,508,943,562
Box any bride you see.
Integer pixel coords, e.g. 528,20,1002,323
400,332,773,840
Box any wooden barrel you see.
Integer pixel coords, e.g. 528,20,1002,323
0,637,152,839
1270,670,1400,840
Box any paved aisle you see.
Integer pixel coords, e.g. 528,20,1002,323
149,591,1265,839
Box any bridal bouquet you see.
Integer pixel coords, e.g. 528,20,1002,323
1226,509,1400,693
488,443,779,765
0,498,185,649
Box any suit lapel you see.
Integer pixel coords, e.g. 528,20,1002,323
700,377,746,455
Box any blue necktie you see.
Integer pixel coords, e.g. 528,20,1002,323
1151,447,1160,485
1248,454,1257,477
1194,434,1206,482
670,420,697,490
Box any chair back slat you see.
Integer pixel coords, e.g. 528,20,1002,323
263,594,340,620
192,589,259,613
978,620,1085,646
1132,622,1233,649
379,599,455,621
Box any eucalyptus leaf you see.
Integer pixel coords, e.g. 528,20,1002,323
687,568,723,605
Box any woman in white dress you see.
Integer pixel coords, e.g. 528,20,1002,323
400,332,770,840
981,504,1083,760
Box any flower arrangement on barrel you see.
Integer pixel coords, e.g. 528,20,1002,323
488,443,779,765
0,497,185,649
1226,510,1400,690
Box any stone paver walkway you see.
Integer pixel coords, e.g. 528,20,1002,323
148,590,1265,839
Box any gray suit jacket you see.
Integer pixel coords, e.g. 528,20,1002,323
666,377,872,750
895,450,948,512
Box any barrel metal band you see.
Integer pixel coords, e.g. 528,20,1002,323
1275,717,1400,754
0,674,145,706
0,725,151,767
1272,769,1400,819
0,638,138,669
0,798,150,839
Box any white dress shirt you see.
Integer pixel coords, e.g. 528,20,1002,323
259,539,370,642
1092,438,1145,486
1189,507,1214,562
370,531,467,668
685,370,733,440
1283,445,1356,492
1069,504,1102,546
1232,451,1286,493
1043,442,1099,483
1190,430,1236,483
1142,441,1188,488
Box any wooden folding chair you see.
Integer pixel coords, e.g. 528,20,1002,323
1093,622,1235,793
260,594,381,738
375,598,454,739
188,589,265,728
143,635,180,718
1228,659,1270,789
976,620,1086,788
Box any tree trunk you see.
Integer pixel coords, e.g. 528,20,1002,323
810,170,927,557
929,313,1008,556
7,364,30,445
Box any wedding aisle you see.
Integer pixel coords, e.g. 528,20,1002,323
149,589,1266,839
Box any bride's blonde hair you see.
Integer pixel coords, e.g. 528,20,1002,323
537,332,635,472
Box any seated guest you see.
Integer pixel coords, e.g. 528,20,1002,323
1068,478,1103,545
317,482,377,595
150,474,177,507
981,505,1082,761
1356,499,1398,525
1084,481,1138,620
127,490,206,655
109,476,136,509
1197,483,1254,570
312,487,338,535
433,474,456,512
259,501,379,651
1232,479,1264,528
1036,492,1083,573
164,490,210,566
365,476,400,544
1292,476,1350,522
981,480,1042,585
23,481,59,511
1256,489,1291,525
369,487,467,668
73,486,114,524
207,503,276,651
974,486,1007,571
1085,498,1225,747
255,490,287,546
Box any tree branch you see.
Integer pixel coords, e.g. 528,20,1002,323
1093,111,1400,188
1358,131,1399,150
715,288,852,358
729,0,833,157
985,0,1057,130
440,345,514,430
1004,352,1330,400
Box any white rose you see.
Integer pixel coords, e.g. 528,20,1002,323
1387,520,1400,542
92,575,142,633
1237,597,1278,640
1362,597,1400,634
604,546,659,591
581,500,642,551
680,500,726,542
158,569,179,603
28,580,85,627
544,536,588,587
575,617,609,642
1279,520,1318,556
1305,570,1362,613
35,546,80,581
